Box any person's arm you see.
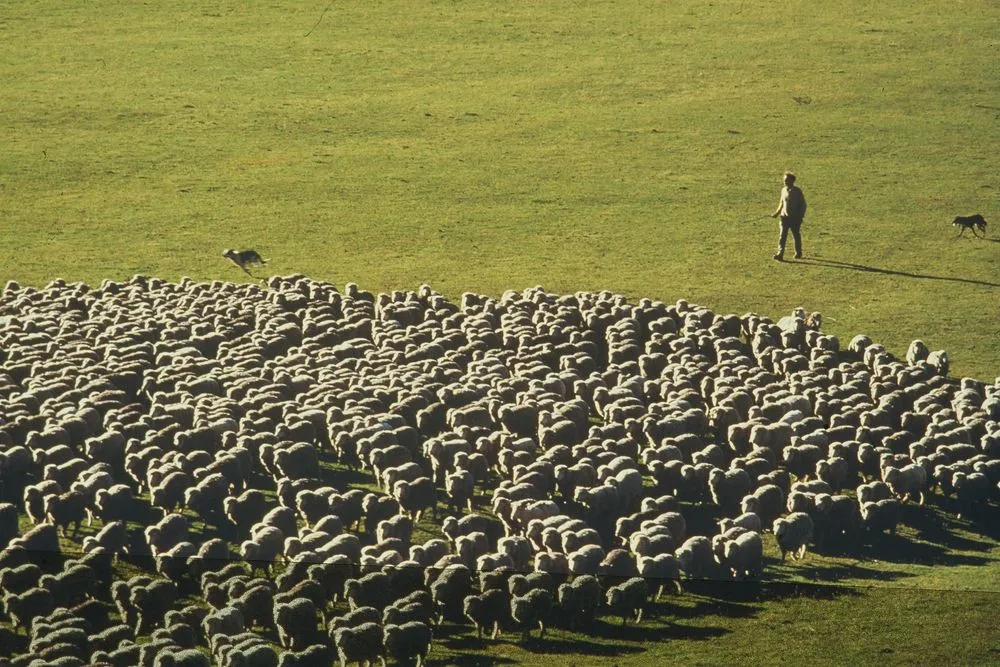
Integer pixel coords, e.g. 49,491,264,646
771,191,784,218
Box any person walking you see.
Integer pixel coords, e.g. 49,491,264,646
771,172,807,261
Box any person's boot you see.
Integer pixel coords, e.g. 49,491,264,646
773,253,783,261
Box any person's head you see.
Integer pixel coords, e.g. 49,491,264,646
783,172,796,187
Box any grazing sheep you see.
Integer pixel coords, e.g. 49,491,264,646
344,571,393,611
708,468,753,513
605,577,648,625
464,589,509,640
510,587,553,641
430,564,474,623
132,578,179,635
332,622,384,667
383,621,434,667
327,605,381,639
773,512,814,561
637,553,683,598
740,484,785,529
720,530,764,580
43,490,87,539
202,605,245,644
276,644,332,667
393,477,438,522
274,598,319,651
0,563,42,596
861,499,901,536
882,463,928,504
556,574,602,629
4,586,56,634
675,536,716,579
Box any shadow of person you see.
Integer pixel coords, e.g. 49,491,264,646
791,256,1000,288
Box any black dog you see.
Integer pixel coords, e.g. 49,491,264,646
952,214,988,238
223,248,268,275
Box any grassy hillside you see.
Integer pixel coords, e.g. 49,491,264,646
1,1,998,378
1,1,999,663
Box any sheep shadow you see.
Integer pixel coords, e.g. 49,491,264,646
855,533,992,568
907,505,1000,552
0,627,28,656
786,560,915,586
428,653,518,666
516,633,646,657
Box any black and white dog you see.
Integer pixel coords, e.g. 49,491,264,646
223,248,268,274
952,214,988,238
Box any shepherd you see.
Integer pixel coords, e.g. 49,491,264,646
771,172,807,261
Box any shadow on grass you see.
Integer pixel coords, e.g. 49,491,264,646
792,256,1000,288
856,533,992,568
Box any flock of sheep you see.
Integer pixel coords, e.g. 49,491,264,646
0,273,998,667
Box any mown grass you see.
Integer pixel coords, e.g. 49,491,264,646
2,0,1000,663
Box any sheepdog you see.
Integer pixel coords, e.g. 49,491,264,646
952,214,988,238
223,248,268,275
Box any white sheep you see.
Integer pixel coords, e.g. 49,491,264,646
773,512,814,561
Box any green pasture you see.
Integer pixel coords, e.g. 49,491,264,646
1,0,998,377
2,0,1000,663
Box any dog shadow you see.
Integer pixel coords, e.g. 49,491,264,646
792,257,1000,288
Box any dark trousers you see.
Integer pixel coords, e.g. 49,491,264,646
777,217,803,258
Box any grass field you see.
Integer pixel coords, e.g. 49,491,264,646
2,0,1000,663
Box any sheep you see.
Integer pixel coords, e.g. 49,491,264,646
151,648,211,667
22,482,60,527
145,513,189,557
708,467,753,513
4,586,56,634
718,511,762,535
444,468,476,514
38,563,95,608
225,489,272,537
228,643,280,667
83,519,128,560
383,621,434,667
0,563,42,596
861,498,901,536
232,582,276,631
327,605,381,639
568,543,606,575
274,598,319,651
675,535,716,579
953,471,991,519
605,577,648,625
393,477,438,522
344,571,394,611
150,470,192,512
382,461,425,493
43,490,87,539
332,622,384,667
276,644,333,667
720,530,764,580
362,493,401,535
382,589,433,627
510,587,553,641
464,589,509,639
202,605,245,644
740,484,785,529
429,563,474,624
773,512,814,561
441,513,504,547
882,463,928,505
